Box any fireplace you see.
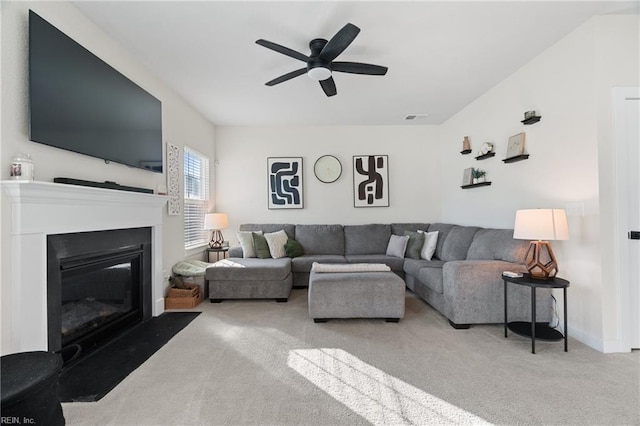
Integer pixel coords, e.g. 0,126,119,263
47,228,152,361
1,181,168,355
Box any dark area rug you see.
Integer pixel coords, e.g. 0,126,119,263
58,312,200,402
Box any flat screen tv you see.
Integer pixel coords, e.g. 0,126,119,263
29,10,163,173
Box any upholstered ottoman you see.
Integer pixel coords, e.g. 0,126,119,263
206,258,292,302
1,351,65,426
308,263,406,322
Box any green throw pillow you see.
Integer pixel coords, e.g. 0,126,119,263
252,232,272,259
284,238,304,258
403,230,425,259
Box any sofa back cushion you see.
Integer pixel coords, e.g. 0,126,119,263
239,224,295,239
295,224,344,255
466,228,529,263
344,224,390,255
426,223,455,260
390,223,430,235
439,226,480,261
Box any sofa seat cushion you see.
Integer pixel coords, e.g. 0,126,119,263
345,254,405,272
344,224,391,255
291,255,348,273
295,225,344,255
402,258,446,277
206,258,291,281
417,267,444,294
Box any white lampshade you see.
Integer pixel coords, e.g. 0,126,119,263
513,209,569,241
204,213,228,230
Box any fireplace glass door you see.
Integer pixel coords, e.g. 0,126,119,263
59,248,143,352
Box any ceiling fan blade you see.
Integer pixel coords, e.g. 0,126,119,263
319,23,360,62
256,39,310,62
332,62,388,75
265,68,307,86
319,77,337,97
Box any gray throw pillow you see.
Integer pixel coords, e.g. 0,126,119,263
252,232,272,259
386,235,409,258
403,230,425,259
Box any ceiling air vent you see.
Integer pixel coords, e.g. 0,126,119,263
404,114,429,121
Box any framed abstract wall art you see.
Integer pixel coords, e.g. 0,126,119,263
268,157,303,209
353,155,389,207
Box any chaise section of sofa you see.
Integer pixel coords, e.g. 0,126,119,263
206,257,292,302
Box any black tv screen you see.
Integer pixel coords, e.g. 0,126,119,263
29,10,163,173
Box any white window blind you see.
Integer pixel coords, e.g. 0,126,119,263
183,146,210,249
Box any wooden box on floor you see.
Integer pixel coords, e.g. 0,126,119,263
165,284,202,309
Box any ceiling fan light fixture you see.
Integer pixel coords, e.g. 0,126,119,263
257,23,387,96
307,66,332,81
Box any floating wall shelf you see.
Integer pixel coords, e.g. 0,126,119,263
461,182,492,189
521,116,541,125
502,154,530,163
475,152,495,161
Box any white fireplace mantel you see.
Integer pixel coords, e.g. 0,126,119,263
1,180,169,353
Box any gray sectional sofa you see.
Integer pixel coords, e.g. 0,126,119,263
205,223,552,328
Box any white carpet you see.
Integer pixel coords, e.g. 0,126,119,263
62,289,640,425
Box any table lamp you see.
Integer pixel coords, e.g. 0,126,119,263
204,213,228,249
513,209,569,280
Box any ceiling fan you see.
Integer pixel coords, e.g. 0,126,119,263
256,23,388,97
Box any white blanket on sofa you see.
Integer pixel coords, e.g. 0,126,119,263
311,262,391,273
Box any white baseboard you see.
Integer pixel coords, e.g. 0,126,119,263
569,326,604,352
602,340,632,354
154,297,165,317
568,326,631,353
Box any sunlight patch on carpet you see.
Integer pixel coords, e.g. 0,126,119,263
288,348,490,425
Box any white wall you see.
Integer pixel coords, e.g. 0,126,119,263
438,16,638,351
0,2,216,354
215,125,440,243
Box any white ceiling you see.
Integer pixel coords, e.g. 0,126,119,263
73,1,638,126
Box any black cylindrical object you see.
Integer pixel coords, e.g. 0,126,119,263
1,351,65,426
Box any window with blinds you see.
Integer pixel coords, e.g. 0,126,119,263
183,146,210,249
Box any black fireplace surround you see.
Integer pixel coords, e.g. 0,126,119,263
47,228,152,364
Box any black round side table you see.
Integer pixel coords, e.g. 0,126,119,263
207,247,229,263
1,351,65,425
503,273,570,354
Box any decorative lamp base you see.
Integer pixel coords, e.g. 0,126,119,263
524,240,558,280
209,230,224,249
